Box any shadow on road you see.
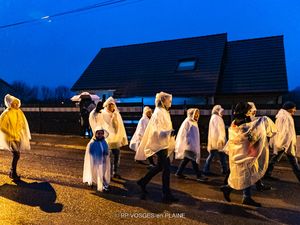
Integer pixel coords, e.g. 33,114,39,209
0,180,63,213
89,178,300,225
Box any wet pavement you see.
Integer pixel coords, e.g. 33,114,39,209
0,134,299,225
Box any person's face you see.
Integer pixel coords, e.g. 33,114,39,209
193,110,200,121
162,96,172,109
95,130,105,140
288,107,296,116
11,100,19,109
107,103,115,112
146,110,152,119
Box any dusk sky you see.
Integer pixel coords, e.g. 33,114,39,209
0,0,299,90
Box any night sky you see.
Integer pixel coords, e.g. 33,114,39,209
0,0,299,90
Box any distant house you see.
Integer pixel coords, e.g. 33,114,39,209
0,78,14,106
72,33,288,105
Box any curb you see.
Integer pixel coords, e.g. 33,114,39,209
30,141,86,150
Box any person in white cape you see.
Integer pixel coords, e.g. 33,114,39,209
101,97,128,178
203,105,228,176
265,101,300,182
136,91,178,203
89,101,104,135
220,102,276,207
0,94,31,181
83,126,111,192
129,106,155,167
175,108,207,182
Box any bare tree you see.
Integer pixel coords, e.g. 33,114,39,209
11,81,39,103
54,86,72,102
41,86,53,101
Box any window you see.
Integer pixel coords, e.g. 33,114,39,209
177,59,197,71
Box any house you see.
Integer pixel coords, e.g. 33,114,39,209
72,33,288,106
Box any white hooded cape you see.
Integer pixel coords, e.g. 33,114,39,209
101,97,128,149
89,108,104,135
175,108,201,164
130,115,150,152
83,127,111,191
207,106,226,152
0,94,31,152
135,107,174,160
270,109,297,156
224,116,276,190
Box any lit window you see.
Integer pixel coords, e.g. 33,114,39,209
177,59,196,71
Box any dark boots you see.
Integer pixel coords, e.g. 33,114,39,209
10,151,20,181
242,197,262,207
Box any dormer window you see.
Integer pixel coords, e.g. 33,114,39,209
177,59,197,71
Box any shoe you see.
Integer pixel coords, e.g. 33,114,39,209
103,186,111,193
146,164,156,170
220,185,232,202
256,183,272,191
203,171,214,176
242,197,262,207
137,179,148,194
9,171,20,181
162,194,179,203
113,174,121,179
175,173,187,179
196,175,208,182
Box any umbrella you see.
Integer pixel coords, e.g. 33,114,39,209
71,92,100,102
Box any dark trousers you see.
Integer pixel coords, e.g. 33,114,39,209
224,185,251,199
148,156,155,165
111,148,120,175
203,150,228,174
139,149,170,195
10,141,20,175
266,150,300,181
176,157,201,178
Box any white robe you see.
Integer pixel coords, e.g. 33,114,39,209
101,108,128,149
129,115,149,151
83,139,111,191
175,117,201,164
207,114,226,152
224,116,276,190
89,109,104,135
135,107,174,160
270,109,297,156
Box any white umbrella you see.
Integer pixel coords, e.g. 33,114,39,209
71,92,100,102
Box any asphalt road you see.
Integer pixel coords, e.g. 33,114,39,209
0,134,299,225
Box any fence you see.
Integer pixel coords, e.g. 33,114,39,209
2,103,299,143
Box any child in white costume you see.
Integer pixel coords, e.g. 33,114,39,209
130,106,155,166
101,97,128,178
136,91,178,203
0,94,31,181
175,108,207,182
83,127,111,192
203,105,227,175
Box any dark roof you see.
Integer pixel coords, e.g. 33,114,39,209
72,33,288,97
72,33,227,97
217,35,288,94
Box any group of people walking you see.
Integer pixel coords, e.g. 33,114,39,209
82,91,300,207
0,92,298,208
